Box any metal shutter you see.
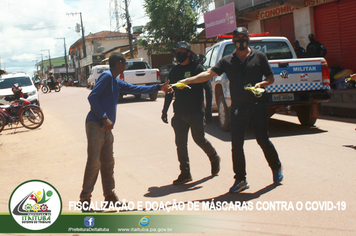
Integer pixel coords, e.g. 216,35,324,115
263,13,295,43
338,0,356,71
280,14,295,43
314,2,341,67
315,0,356,71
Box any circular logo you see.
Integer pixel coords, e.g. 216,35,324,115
9,180,62,230
139,216,150,227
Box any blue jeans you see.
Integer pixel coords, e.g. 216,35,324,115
230,103,281,180
80,122,115,200
171,112,218,174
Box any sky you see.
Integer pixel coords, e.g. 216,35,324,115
0,0,212,77
0,0,155,76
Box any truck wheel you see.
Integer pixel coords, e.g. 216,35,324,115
218,95,230,131
149,92,158,101
297,104,317,126
134,94,141,99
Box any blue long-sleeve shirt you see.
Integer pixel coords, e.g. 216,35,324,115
86,70,158,125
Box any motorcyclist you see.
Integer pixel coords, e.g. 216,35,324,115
34,74,41,90
48,72,55,91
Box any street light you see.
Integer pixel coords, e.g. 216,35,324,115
41,49,52,72
67,12,88,85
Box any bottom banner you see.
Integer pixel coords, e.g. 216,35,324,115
0,213,208,233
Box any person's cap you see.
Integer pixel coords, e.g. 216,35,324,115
173,41,191,51
233,27,249,37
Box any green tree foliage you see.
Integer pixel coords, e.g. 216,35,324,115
140,0,210,55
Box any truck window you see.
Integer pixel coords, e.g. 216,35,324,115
222,44,235,57
249,42,293,60
125,62,148,70
204,49,213,68
97,68,109,74
210,46,219,67
0,77,32,89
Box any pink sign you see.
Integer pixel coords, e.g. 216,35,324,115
204,2,236,38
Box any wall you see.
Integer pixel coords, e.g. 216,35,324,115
248,20,262,34
293,7,312,48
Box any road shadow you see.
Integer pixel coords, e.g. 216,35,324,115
141,183,281,212
144,176,215,198
342,145,356,150
0,125,38,135
194,183,279,203
204,114,327,142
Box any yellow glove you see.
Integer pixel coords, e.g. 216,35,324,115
170,82,191,89
244,85,265,97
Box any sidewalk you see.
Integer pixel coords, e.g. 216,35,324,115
321,88,356,118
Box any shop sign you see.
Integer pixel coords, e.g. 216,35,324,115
204,2,236,38
257,5,300,20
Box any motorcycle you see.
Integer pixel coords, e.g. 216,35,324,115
0,84,44,132
41,81,61,93
67,78,79,87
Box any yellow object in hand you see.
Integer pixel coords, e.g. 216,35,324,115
244,85,265,97
170,82,191,89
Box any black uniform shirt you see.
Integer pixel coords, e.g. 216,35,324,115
307,41,327,57
211,48,273,107
163,61,206,114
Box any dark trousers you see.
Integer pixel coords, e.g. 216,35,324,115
171,112,218,174
230,103,281,180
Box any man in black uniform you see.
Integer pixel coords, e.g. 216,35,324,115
293,40,306,58
178,27,283,193
307,34,327,57
161,41,220,185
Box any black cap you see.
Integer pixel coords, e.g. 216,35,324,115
173,41,191,51
233,27,249,37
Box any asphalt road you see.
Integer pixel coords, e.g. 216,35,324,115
1,86,356,235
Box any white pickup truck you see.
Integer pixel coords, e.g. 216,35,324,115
119,58,161,101
203,36,332,131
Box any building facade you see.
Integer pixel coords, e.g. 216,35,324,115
210,0,356,72
69,31,137,85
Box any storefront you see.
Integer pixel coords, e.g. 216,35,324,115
314,0,356,71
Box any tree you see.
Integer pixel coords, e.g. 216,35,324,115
140,0,211,55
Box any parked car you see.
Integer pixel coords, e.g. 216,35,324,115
118,58,161,101
0,72,40,105
87,65,110,89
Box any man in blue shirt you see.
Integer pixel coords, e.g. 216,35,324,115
79,52,171,211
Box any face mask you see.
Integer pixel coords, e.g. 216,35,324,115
175,51,188,63
234,39,249,51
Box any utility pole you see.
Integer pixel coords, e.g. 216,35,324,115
37,54,44,77
41,49,52,72
67,12,88,85
124,0,134,58
32,60,38,72
55,37,69,80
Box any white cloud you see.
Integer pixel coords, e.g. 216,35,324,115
0,0,148,76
